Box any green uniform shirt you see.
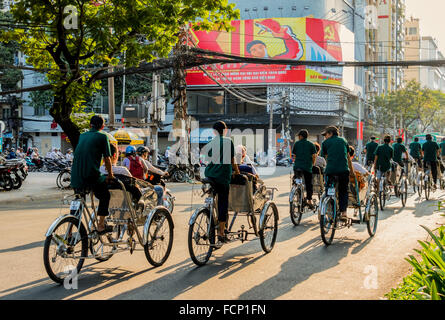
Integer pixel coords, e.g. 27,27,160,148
392,142,407,164
422,140,440,162
409,142,421,158
292,138,317,173
321,135,349,175
439,141,445,156
204,136,235,185
375,143,393,173
71,128,111,189
365,141,378,161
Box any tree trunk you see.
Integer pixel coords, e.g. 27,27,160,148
50,98,80,150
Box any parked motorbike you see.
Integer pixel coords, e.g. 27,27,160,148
0,166,14,191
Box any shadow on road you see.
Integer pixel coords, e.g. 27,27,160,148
0,241,43,254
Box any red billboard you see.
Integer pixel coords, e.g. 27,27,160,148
186,18,343,86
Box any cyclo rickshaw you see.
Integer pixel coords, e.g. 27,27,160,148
319,170,379,246
377,160,408,210
188,174,279,266
289,166,324,226
43,176,174,284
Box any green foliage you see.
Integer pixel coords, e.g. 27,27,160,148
372,81,441,136
0,0,239,146
0,11,23,91
386,225,445,300
29,90,54,114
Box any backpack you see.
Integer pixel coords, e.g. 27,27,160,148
129,155,144,179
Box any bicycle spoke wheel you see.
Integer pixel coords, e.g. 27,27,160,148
366,195,379,237
379,190,386,211
417,176,423,197
425,180,431,200
188,208,215,266
259,202,278,253
59,171,71,189
400,179,408,207
290,187,303,226
43,216,88,284
144,208,174,267
320,197,337,246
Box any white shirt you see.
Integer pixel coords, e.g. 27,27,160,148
100,165,132,177
65,153,73,161
142,158,165,176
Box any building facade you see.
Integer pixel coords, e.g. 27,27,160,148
376,0,406,94
185,0,367,155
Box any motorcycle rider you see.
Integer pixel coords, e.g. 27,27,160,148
291,129,317,209
321,126,356,221
70,115,114,235
136,146,168,205
123,146,148,180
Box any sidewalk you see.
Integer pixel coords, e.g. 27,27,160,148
0,172,70,205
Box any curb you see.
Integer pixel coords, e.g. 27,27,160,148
0,190,71,205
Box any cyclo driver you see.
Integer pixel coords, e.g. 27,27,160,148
320,126,356,221
364,136,378,167
373,135,394,190
291,129,317,210
422,134,440,189
70,115,114,235
392,137,409,183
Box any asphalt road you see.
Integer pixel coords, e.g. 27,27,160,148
0,167,444,300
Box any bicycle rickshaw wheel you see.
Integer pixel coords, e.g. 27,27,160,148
188,208,215,266
379,190,386,211
417,177,423,197
366,195,379,237
441,179,445,190
425,179,430,200
259,202,279,253
400,179,408,207
320,197,337,246
144,208,174,267
290,186,303,226
88,214,115,262
43,216,88,284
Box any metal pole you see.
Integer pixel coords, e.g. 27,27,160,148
268,87,273,163
108,72,115,130
121,51,126,118
151,73,158,165
358,94,363,163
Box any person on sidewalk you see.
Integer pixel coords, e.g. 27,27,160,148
70,115,114,235
204,120,240,246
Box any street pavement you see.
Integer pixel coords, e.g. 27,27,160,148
0,172,70,205
0,167,444,300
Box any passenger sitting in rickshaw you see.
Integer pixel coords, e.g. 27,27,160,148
348,146,369,191
100,143,162,209
312,142,326,175
234,145,262,192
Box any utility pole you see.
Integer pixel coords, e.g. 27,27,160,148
108,27,115,130
121,51,126,119
268,90,274,163
150,73,161,165
358,93,363,164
